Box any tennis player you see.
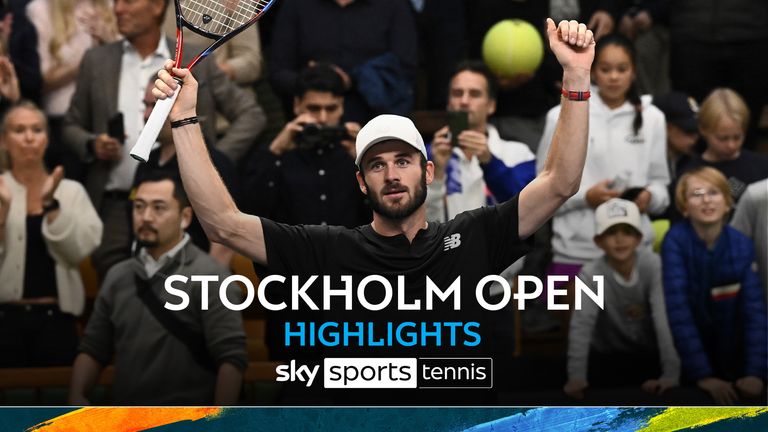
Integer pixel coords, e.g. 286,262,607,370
153,18,596,402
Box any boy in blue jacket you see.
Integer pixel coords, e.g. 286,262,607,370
662,167,767,405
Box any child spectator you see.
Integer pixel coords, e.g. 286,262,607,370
730,179,768,301
652,91,699,181
678,88,768,206
538,33,669,277
565,198,679,399
663,167,767,405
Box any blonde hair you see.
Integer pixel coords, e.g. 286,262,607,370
50,0,116,63
675,166,733,214
697,88,750,133
0,101,48,135
0,101,48,170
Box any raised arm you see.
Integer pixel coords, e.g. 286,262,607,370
518,19,595,239
153,60,268,265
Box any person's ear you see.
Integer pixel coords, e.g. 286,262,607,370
356,171,367,195
487,98,496,118
293,97,302,117
180,207,192,230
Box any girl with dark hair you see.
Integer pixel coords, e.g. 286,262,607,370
537,33,669,274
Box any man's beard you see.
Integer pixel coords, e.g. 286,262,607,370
136,238,159,249
135,226,159,249
365,169,428,221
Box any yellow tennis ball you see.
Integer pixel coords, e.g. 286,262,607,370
482,19,544,78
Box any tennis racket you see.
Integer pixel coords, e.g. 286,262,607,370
130,0,277,162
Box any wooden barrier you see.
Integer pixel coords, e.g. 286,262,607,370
0,361,282,404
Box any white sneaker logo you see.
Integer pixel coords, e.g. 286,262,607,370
443,233,461,251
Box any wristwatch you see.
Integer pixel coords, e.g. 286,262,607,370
43,199,60,213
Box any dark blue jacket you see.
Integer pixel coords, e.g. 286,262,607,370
662,221,767,382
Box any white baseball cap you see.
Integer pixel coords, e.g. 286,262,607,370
355,114,427,167
595,198,643,236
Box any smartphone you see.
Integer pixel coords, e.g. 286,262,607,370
108,112,125,144
621,187,645,201
447,111,468,147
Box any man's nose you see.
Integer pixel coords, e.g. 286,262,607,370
316,109,329,124
383,163,401,181
137,207,154,220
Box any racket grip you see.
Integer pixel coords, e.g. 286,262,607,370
130,84,180,162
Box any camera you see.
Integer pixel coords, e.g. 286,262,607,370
295,124,349,149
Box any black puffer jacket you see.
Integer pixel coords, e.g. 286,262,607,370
666,0,768,42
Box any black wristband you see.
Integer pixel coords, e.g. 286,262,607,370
170,116,199,128
43,199,60,213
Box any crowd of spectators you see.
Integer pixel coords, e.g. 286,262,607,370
0,0,765,406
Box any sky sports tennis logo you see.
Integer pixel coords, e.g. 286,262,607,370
276,358,492,389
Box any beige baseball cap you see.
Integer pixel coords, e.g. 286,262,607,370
595,198,643,236
355,114,427,167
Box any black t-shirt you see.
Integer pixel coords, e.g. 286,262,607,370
682,150,768,203
255,196,532,362
666,149,768,223
23,214,57,299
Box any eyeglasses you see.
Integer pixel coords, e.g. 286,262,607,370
686,188,722,202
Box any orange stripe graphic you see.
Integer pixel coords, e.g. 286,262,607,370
28,407,222,432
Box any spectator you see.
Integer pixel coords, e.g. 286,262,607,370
616,0,671,96
7,0,42,105
537,33,669,275
132,78,239,267
652,91,699,181
62,0,264,279
27,0,117,116
409,0,465,110
662,167,767,405
731,179,768,301
551,0,619,41
664,0,768,147
679,88,768,207
162,2,263,86
244,64,368,228
243,64,369,360
162,1,264,138
26,0,118,179
0,102,102,367
565,198,679,399
269,0,418,123
426,61,535,222
69,172,247,405
0,55,20,119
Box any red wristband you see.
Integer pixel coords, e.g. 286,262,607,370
561,88,591,101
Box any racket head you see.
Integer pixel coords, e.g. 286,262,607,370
175,0,275,40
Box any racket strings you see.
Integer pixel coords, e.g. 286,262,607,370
180,0,267,36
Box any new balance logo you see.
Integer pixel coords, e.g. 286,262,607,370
443,233,462,251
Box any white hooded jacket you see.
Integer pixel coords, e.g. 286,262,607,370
537,92,670,264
